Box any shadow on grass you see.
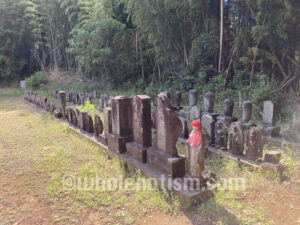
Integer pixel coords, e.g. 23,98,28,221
184,197,241,225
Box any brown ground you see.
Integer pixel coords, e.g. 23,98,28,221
0,93,300,225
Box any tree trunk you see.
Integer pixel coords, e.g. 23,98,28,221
218,0,224,73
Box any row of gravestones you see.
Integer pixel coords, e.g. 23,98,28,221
51,89,282,161
25,90,282,181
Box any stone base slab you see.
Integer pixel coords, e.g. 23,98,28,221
147,147,186,179
126,142,148,163
99,134,107,145
261,126,280,137
107,133,132,154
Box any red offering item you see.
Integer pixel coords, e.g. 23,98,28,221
189,120,202,147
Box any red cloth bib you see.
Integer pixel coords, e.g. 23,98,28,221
189,120,202,147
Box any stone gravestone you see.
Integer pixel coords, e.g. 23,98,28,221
178,110,189,139
58,91,67,120
85,115,94,133
147,93,185,178
245,126,263,161
204,92,215,114
190,106,201,121
261,101,280,137
217,98,236,125
78,112,88,131
99,108,112,145
189,89,197,109
70,107,78,126
94,115,104,138
126,95,152,163
173,91,182,110
228,122,244,155
107,96,133,153
215,120,228,150
240,101,252,130
201,114,215,146
20,80,26,89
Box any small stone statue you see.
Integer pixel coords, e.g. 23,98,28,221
215,120,228,150
245,126,263,160
228,122,244,155
185,120,206,187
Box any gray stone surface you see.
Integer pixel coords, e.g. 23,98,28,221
224,98,234,117
245,127,263,160
204,92,215,113
178,110,189,139
263,101,274,125
173,91,182,110
190,106,201,121
94,115,104,137
215,120,228,149
228,122,244,155
131,95,152,147
189,89,197,109
264,151,281,164
103,108,112,135
201,114,215,146
152,93,182,157
242,101,252,123
111,96,133,136
20,80,26,89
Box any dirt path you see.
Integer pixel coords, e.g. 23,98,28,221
0,94,300,225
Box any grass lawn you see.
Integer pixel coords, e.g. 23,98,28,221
0,88,299,225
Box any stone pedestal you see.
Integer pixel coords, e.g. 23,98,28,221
126,95,152,163
147,148,186,179
107,133,132,154
107,96,133,153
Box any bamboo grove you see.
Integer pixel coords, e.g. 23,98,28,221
1,0,300,95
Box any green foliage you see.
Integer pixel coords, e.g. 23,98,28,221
76,101,96,119
25,71,47,91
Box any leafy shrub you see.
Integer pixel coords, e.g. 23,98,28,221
25,71,47,91
77,101,96,119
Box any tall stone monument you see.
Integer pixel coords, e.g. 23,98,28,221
147,93,185,178
173,91,182,110
261,101,280,137
107,96,133,153
58,91,67,120
126,95,152,163
228,122,244,155
188,89,197,109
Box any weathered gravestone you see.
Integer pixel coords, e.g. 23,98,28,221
215,120,229,149
20,80,26,89
69,107,78,126
58,91,67,120
94,115,104,138
178,110,189,139
85,115,94,133
126,95,152,163
190,106,201,121
217,98,236,126
201,114,215,146
107,96,133,153
239,101,252,130
228,122,244,155
173,91,182,110
261,101,280,137
245,126,263,160
147,93,185,178
78,112,88,131
99,108,112,145
189,89,198,109
204,92,215,114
